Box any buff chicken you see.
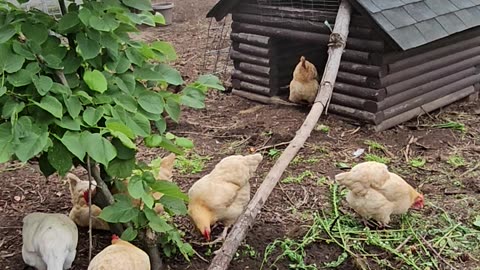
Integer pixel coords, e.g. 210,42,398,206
88,235,150,270
188,153,263,243
335,161,424,227
289,56,319,104
67,173,110,231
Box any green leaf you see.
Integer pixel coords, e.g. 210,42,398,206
33,96,63,118
112,138,135,160
83,107,104,126
127,112,151,137
15,130,49,162
61,131,85,160
197,74,225,90
38,153,56,178
7,69,33,87
78,7,92,26
89,13,120,32
151,41,177,61
12,41,35,60
155,118,166,134
62,52,82,74
55,116,81,131
43,54,63,69
0,123,14,163
0,25,16,43
57,12,80,33
145,134,162,148
84,70,108,93
150,180,188,201
81,132,117,166
106,119,135,139
0,86,6,97
121,227,138,241
133,67,163,81
99,196,140,223
155,64,183,85
32,75,53,96
2,99,25,119
180,87,205,109
76,33,101,60
106,158,136,178
138,92,164,114
153,13,166,25
21,23,48,44
144,208,173,233
128,175,146,199
47,139,73,176
125,47,145,66
0,44,25,73
113,94,137,113
122,0,153,11
159,195,188,215
175,137,194,149
157,137,184,155
115,74,136,94
106,55,131,74
64,96,82,118
165,98,180,122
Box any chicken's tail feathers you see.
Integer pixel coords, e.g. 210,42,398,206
300,56,306,68
335,172,369,196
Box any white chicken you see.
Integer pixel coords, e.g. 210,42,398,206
22,212,78,270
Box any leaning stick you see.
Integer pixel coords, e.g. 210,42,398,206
207,1,352,269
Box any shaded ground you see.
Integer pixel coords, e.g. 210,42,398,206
1,0,480,269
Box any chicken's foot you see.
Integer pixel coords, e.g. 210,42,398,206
195,226,230,246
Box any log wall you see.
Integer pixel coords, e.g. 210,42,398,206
229,3,480,130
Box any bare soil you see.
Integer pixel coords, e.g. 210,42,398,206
2,0,480,269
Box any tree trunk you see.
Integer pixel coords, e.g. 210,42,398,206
207,1,352,269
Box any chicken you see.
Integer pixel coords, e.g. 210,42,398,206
335,161,424,227
188,153,263,243
67,173,110,231
88,235,150,270
22,212,78,270
288,56,319,104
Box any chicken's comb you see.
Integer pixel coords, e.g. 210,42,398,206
112,234,120,241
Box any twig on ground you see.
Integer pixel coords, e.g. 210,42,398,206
255,141,292,152
419,234,458,270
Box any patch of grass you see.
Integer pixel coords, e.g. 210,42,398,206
316,176,329,186
433,121,466,132
292,156,320,165
175,152,212,174
315,124,330,133
282,170,315,184
364,153,391,164
409,157,426,168
261,183,480,270
364,139,386,151
335,162,351,169
241,244,258,259
447,155,465,168
268,149,281,159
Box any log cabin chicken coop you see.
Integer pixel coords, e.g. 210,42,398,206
207,0,480,131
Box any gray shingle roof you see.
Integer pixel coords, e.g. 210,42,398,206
356,0,480,50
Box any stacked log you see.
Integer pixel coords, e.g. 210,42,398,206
228,3,480,130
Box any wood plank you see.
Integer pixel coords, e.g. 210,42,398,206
339,61,384,77
383,75,480,119
329,103,384,124
385,55,480,96
334,82,386,101
337,71,381,88
374,86,476,131
232,79,272,95
381,46,480,87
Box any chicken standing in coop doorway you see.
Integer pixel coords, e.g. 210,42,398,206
188,153,263,244
335,161,424,228
288,56,319,104
22,212,78,270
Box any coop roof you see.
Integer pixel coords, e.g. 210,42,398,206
353,0,480,50
207,0,480,51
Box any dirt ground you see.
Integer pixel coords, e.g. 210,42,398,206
1,0,480,269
